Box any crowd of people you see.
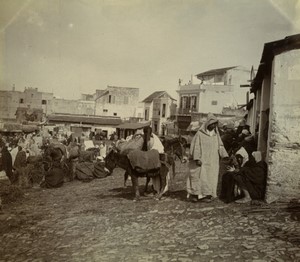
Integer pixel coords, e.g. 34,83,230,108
0,130,110,189
0,114,268,205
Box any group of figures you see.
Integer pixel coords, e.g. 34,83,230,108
0,132,109,189
0,132,45,187
0,113,268,205
187,113,268,204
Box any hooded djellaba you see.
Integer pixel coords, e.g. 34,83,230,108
187,113,228,202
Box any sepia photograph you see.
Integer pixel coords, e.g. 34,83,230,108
0,0,299,261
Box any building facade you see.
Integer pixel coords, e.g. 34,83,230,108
176,66,250,131
0,87,53,121
94,86,140,120
142,91,177,135
177,66,250,115
0,89,22,120
249,34,300,203
0,86,140,121
52,98,95,116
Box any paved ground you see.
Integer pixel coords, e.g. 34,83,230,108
0,161,299,262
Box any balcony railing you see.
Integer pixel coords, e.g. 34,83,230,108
177,107,198,114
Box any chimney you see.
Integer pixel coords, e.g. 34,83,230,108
12,84,15,91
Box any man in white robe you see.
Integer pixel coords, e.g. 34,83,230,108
187,113,228,202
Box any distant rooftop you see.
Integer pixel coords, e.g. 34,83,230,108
196,66,237,78
107,85,139,90
142,91,176,103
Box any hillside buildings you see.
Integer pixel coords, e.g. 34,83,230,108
0,85,140,122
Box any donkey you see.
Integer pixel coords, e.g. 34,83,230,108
105,148,169,201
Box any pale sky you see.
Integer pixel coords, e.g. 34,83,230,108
0,0,299,100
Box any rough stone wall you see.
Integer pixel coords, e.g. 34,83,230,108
265,49,300,203
52,98,79,115
0,89,53,119
0,91,20,119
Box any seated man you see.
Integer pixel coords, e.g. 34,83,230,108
220,144,249,203
220,151,267,203
234,151,267,203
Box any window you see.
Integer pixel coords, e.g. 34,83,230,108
124,96,129,104
181,96,188,109
154,122,158,133
108,95,115,104
42,100,47,105
145,109,149,121
113,113,117,116
103,109,108,112
186,96,191,108
19,98,24,103
211,100,218,105
162,104,166,117
191,96,197,109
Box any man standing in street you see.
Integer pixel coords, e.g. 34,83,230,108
187,113,228,202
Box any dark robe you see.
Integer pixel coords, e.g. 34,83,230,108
234,161,267,200
14,150,27,168
220,160,267,203
0,147,14,182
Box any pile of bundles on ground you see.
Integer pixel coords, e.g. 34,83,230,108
40,141,109,188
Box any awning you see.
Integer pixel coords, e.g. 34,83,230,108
48,114,122,126
116,122,150,130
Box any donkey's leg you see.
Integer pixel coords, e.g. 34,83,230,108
156,165,168,200
144,176,151,194
124,171,129,188
170,155,176,177
131,173,140,201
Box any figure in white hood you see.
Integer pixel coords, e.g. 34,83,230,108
187,113,228,202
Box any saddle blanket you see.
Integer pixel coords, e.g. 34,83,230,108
128,149,161,171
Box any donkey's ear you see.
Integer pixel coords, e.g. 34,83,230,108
112,145,119,153
178,134,183,142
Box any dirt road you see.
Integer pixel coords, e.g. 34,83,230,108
0,162,299,261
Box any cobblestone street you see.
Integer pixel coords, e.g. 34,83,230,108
0,162,299,262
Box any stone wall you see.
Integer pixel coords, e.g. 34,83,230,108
266,49,300,203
